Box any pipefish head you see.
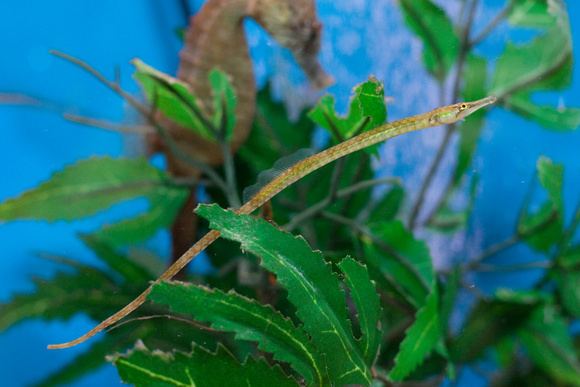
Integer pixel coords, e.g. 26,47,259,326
429,96,497,125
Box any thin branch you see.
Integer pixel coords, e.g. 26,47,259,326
468,2,514,49
50,50,229,194
466,210,558,270
321,211,431,292
107,314,218,333
408,0,479,230
218,96,241,208
63,113,153,134
0,92,43,106
284,177,401,231
474,260,552,272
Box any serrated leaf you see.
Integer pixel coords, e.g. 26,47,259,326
114,343,298,387
0,157,183,223
389,290,441,381
308,77,386,147
149,281,327,386
504,92,580,130
81,235,153,283
91,187,188,246
519,303,580,386
399,0,459,80
519,156,564,252
196,204,371,385
362,221,432,307
338,258,381,365
208,69,237,141
132,59,216,142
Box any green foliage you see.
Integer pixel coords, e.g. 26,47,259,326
133,60,237,141
555,245,580,317
149,282,326,385
399,0,459,80
308,76,387,144
114,344,298,387
389,291,441,381
363,221,432,307
518,303,580,386
519,157,564,252
338,258,382,364
208,69,237,140
196,204,372,385
0,157,185,222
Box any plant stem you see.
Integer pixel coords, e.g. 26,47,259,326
468,2,513,49
50,50,230,196
466,210,558,270
474,260,552,272
218,97,241,207
284,176,400,231
408,0,479,230
63,113,153,134
321,212,431,293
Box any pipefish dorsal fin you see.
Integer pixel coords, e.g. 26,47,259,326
243,148,316,203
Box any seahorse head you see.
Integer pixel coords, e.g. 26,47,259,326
251,0,333,88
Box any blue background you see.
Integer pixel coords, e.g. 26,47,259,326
0,1,578,385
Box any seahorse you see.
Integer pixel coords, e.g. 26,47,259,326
162,0,332,260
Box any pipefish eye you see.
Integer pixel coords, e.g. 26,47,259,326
460,103,468,110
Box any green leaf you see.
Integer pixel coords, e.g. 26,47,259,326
555,245,580,317
338,258,382,365
196,204,371,385
308,77,387,143
451,291,540,362
508,0,566,28
0,267,119,330
491,27,571,99
81,235,153,283
132,59,216,142
519,303,580,386
399,0,459,80
90,186,188,247
208,69,237,141
504,92,580,130
389,290,441,381
114,343,298,387
367,185,405,224
363,221,433,307
238,84,316,173
519,156,564,252
149,281,327,386
439,269,460,332
0,157,183,223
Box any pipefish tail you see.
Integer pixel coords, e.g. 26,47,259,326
47,95,496,350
